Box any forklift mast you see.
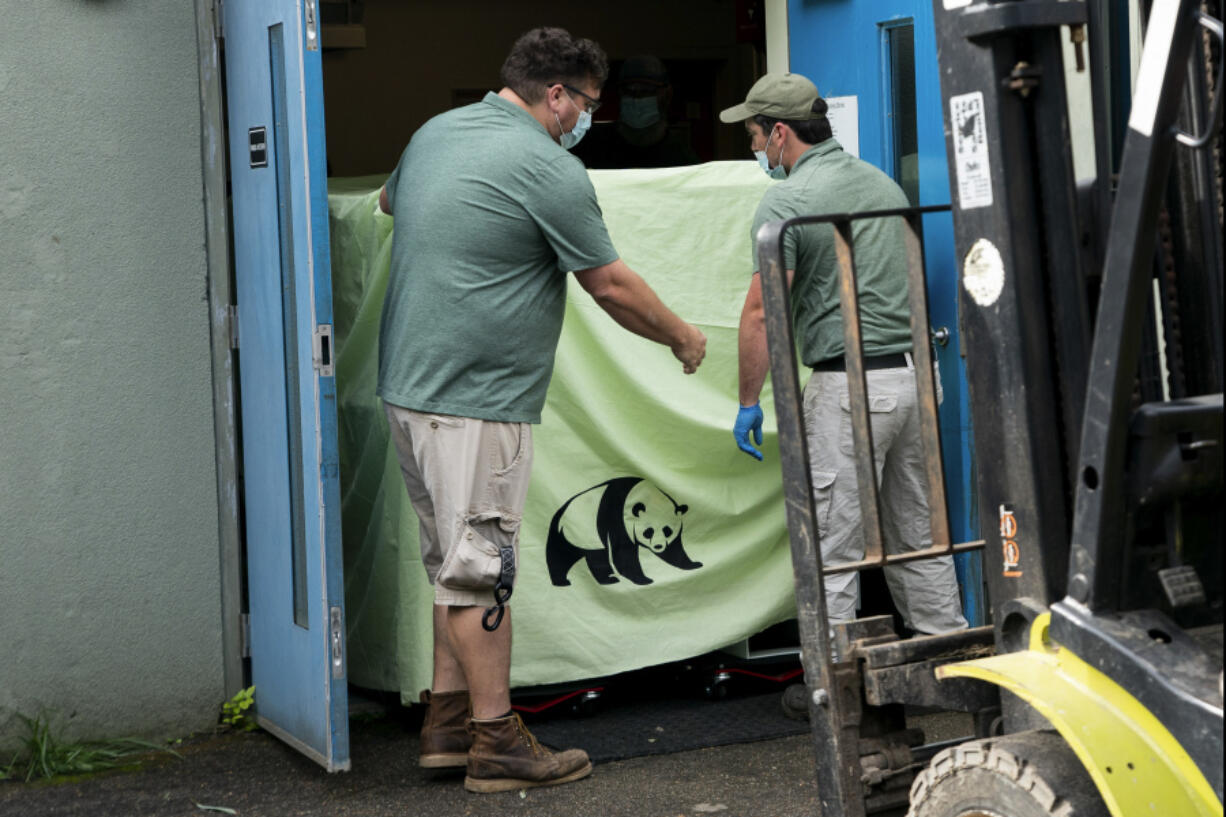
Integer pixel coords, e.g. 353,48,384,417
929,0,1223,623
931,0,1223,799
929,0,1097,647
932,0,1222,721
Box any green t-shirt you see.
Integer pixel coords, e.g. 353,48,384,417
378,93,619,422
751,139,912,366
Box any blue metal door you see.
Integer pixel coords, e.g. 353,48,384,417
787,0,985,624
223,0,349,770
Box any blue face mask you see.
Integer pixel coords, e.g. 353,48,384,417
620,96,660,129
754,131,787,179
556,93,592,150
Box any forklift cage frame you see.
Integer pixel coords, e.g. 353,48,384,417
755,204,986,816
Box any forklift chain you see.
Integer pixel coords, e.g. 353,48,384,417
1204,1,1223,232
1156,207,1188,398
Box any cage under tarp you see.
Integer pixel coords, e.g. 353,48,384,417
329,162,798,703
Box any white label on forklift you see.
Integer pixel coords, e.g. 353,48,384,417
943,0,973,8
963,238,1005,307
950,91,993,210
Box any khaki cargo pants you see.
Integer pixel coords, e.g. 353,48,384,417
803,359,968,634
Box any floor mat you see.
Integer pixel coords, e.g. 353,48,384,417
522,690,809,764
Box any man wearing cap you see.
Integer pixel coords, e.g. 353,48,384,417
721,73,967,644
573,55,700,169
377,27,707,793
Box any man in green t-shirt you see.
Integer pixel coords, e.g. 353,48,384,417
377,27,706,793
720,73,967,649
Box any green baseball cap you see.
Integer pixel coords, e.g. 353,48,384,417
719,73,822,123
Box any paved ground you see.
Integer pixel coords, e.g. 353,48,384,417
0,720,822,817
0,702,969,817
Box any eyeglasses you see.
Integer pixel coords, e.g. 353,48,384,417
549,83,602,115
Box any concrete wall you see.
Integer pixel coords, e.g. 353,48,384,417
0,1,224,743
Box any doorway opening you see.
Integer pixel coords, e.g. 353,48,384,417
318,1,767,177
314,0,775,717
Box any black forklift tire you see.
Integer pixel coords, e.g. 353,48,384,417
907,730,1109,817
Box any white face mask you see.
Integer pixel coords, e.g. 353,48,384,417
754,130,787,179
555,92,592,150
620,96,660,129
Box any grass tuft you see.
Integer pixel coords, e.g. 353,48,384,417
1,712,179,783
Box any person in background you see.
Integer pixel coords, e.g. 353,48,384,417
721,74,967,704
573,54,701,169
377,27,706,793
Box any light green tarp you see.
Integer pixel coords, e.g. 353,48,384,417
329,162,797,702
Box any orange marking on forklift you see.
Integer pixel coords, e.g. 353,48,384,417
999,503,1021,576
1003,539,1020,564
999,510,1017,539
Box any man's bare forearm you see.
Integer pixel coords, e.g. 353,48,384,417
595,272,690,346
738,290,770,405
575,258,706,374
580,260,688,346
737,270,792,404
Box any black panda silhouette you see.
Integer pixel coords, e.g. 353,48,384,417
546,477,703,586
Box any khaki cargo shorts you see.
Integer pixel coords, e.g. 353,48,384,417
384,402,533,608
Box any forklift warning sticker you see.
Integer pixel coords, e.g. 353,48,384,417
1000,504,1022,577
951,91,993,210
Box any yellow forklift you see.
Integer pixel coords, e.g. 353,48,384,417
756,0,1223,814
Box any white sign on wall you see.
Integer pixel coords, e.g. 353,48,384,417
825,95,860,158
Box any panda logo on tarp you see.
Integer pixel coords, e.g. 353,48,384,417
547,477,703,586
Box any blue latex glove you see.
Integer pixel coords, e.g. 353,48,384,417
733,403,765,461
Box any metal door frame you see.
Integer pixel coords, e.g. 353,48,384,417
194,0,245,700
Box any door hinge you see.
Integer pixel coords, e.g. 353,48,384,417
329,606,345,679
313,323,333,376
212,0,224,40
240,612,251,658
226,304,239,350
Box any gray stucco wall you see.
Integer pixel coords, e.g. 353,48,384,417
0,1,225,743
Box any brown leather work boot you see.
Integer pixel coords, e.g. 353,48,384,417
418,689,472,769
464,712,592,793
